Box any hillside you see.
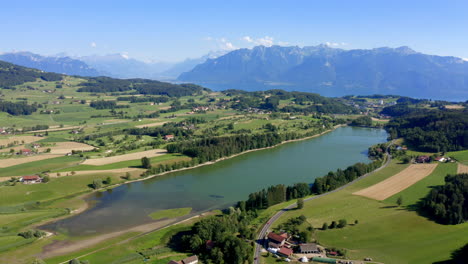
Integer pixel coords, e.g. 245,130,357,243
179,45,468,100
0,52,100,77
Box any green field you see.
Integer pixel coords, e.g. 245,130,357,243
448,150,468,165
0,156,83,177
272,160,468,264
148,207,192,220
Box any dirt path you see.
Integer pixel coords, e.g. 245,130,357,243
353,163,438,200
135,121,167,128
458,163,468,173
81,149,167,166
0,154,62,168
59,168,145,176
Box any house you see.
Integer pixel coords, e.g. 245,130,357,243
182,256,198,264
20,175,42,184
20,149,33,155
435,157,447,162
267,232,287,248
278,247,294,257
0,128,6,134
164,134,175,141
299,243,320,254
32,143,41,149
416,155,430,163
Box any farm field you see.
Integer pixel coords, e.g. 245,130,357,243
81,149,167,166
458,163,468,173
272,160,468,264
353,163,438,200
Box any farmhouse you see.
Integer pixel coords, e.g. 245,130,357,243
435,157,447,162
416,155,430,163
20,175,42,184
277,247,294,257
299,243,320,254
267,232,287,248
164,134,175,141
20,149,33,155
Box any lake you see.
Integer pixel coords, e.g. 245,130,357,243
42,126,387,236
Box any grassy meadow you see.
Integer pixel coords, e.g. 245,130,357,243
271,160,468,264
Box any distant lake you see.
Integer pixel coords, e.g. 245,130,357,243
42,126,387,236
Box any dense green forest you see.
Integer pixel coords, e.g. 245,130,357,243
0,101,39,115
77,76,208,96
180,212,255,264
385,109,468,151
166,130,325,163
0,60,62,88
421,173,468,225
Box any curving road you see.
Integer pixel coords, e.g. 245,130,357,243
253,145,393,263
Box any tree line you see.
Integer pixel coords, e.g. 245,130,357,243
0,101,38,115
242,160,382,211
0,60,62,88
166,130,324,164
421,173,468,225
385,109,468,152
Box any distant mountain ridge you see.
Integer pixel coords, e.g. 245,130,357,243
178,45,468,100
0,52,100,77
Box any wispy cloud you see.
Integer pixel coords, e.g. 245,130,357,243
204,37,237,51
325,42,348,47
90,42,97,48
463,58,468,62
242,36,275,47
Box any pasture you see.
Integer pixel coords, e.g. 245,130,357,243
272,160,468,264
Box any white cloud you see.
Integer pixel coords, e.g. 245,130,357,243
90,42,97,48
463,58,468,62
121,52,129,59
218,38,237,51
325,42,348,47
242,36,275,47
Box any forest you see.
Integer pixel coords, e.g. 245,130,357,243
243,160,382,211
166,131,323,163
421,173,468,225
77,77,208,97
0,101,38,115
0,60,62,88
180,210,256,264
385,109,468,151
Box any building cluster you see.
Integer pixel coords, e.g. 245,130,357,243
266,232,323,261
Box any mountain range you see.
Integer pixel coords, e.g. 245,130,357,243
0,51,226,81
2,45,468,100
179,45,468,100
0,52,100,77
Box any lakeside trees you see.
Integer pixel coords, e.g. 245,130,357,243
385,109,468,152
421,173,468,225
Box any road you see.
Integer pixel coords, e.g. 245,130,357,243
253,145,393,263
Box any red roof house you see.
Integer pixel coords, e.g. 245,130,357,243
278,247,293,257
21,149,33,155
267,232,287,245
20,175,42,184
164,134,175,141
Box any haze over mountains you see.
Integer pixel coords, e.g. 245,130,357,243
179,45,468,100
0,51,227,81
1,45,468,100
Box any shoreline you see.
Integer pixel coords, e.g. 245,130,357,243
37,125,343,228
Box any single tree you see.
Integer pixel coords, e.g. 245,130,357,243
105,176,112,185
42,175,50,183
141,156,151,169
322,222,328,230
354,219,359,225
329,221,337,229
397,196,403,207
92,179,102,189
337,219,347,228
297,198,304,209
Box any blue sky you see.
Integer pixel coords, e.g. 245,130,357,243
2,0,468,62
